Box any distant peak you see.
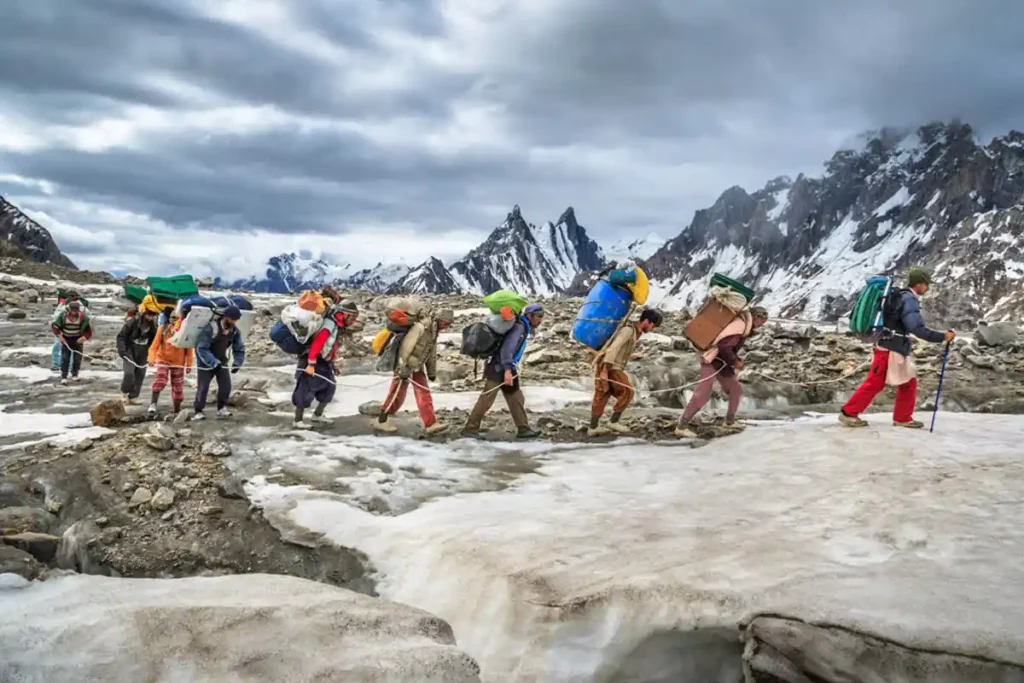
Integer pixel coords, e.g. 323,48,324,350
557,206,579,230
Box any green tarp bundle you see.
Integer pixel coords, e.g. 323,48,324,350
146,275,198,305
483,290,529,315
123,284,148,305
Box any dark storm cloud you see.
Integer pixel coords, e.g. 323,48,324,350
1,0,1022,274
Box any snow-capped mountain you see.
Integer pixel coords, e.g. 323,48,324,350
0,195,76,268
605,232,666,263
389,205,605,296
644,121,1024,327
226,253,409,294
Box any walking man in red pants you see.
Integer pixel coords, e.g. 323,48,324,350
839,268,955,429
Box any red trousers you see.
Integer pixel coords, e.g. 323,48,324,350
842,349,917,422
381,370,436,427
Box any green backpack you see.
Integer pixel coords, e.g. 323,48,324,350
849,276,895,336
482,290,529,315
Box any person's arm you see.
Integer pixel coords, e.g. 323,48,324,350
231,329,246,368
425,336,438,381
497,323,526,371
400,324,425,373
900,294,946,343
195,325,218,369
116,321,131,357
307,328,329,364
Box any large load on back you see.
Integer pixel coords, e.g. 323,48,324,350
571,265,650,352
170,293,255,348
683,273,756,351
370,297,425,371
270,289,335,355
146,275,199,307
460,290,528,360
849,275,902,340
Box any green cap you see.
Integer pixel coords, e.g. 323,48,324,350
907,267,931,287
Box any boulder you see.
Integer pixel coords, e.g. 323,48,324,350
201,440,232,458
6,308,26,320
0,477,40,509
227,390,249,408
91,400,126,427
2,532,62,563
0,506,57,535
19,288,40,303
976,321,1019,347
128,487,153,507
0,545,43,581
150,487,175,512
359,400,382,416
143,434,173,451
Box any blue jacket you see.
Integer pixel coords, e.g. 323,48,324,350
485,316,531,380
196,320,246,370
879,291,945,356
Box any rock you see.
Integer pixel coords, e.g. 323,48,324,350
173,409,191,426
74,438,94,452
2,532,62,563
57,520,105,574
19,288,40,303
671,337,692,351
0,477,39,508
216,476,247,500
358,400,382,416
965,354,1000,370
144,434,173,451
523,348,571,366
90,400,127,427
6,308,26,320
150,487,176,511
244,378,270,392
976,321,1019,347
228,390,249,408
201,440,232,458
773,325,819,340
129,487,153,507
0,506,57,535
0,545,43,580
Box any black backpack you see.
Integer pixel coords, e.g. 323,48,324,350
460,322,503,359
880,288,907,332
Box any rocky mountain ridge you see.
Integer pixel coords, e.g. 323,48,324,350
643,121,1024,327
0,195,76,269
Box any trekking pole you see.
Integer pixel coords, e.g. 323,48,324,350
929,342,951,433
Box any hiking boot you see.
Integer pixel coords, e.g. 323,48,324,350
838,412,868,428
461,429,485,440
70,375,81,383
374,421,398,433
893,419,924,429
147,404,157,416
216,408,232,419
192,411,206,422
423,422,448,435
516,426,541,440
293,420,311,430
309,413,332,425
122,394,135,405
587,426,611,438
607,421,631,434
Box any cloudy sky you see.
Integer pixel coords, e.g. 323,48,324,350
2,0,1023,279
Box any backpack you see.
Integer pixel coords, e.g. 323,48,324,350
849,276,904,337
270,320,308,355
383,297,423,327
298,290,327,314
460,315,515,359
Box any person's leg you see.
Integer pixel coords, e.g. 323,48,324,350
291,363,315,423
132,365,147,399
590,368,613,430
609,369,634,421
841,349,889,418
151,366,169,407
215,366,232,411
313,360,336,418
194,369,213,414
169,368,185,413
717,374,743,423
410,370,437,428
465,380,500,433
501,380,530,429
70,340,83,377
51,338,61,370
376,377,408,431
60,340,72,379
680,364,718,424
893,378,919,425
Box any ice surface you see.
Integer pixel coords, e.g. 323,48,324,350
0,573,480,683
249,413,1024,682
0,367,121,384
0,346,53,360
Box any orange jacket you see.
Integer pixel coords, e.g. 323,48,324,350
148,323,194,368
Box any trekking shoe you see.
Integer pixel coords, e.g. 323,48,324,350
192,411,206,422
59,378,68,386
587,426,610,437
516,427,541,440
374,421,398,433
893,419,924,429
216,408,232,419
461,429,485,440
293,420,311,430
70,376,81,383
122,394,134,405
423,422,448,435
838,412,868,428
147,404,157,416
309,414,332,425
607,421,631,434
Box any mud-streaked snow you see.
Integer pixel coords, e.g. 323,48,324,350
249,413,1024,682
0,573,481,683
0,367,121,384
0,346,53,360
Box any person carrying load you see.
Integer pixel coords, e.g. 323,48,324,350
588,308,663,437
52,300,92,384
839,268,955,429
117,295,159,404
375,308,455,435
147,307,193,416
463,303,545,440
292,301,360,430
193,306,245,421
676,305,768,437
